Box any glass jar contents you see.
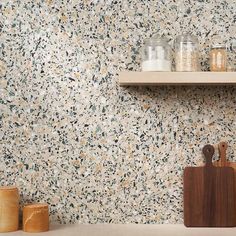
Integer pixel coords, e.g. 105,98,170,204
175,35,199,71
227,41,235,71
141,35,172,72
210,44,227,72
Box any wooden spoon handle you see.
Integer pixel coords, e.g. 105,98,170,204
218,142,228,166
203,145,215,167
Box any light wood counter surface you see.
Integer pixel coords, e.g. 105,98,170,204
1,224,236,236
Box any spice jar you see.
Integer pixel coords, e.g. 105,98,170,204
210,44,227,72
175,34,200,71
141,35,172,72
226,41,235,71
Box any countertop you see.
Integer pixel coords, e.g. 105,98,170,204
2,224,236,236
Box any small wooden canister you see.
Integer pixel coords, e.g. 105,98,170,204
0,186,19,232
23,203,49,233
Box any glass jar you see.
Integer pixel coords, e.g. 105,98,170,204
230,40,236,71
141,35,172,72
210,44,227,72
175,34,200,71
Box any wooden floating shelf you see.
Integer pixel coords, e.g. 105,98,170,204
119,72,236,86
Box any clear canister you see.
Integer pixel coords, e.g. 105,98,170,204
175,34,200,71
210,44,227,72
141,35,172,72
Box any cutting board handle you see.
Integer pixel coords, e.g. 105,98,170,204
203,144,215,167
218,142,228,166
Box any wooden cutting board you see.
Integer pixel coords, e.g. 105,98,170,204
214,142,236,171
184,144,236,227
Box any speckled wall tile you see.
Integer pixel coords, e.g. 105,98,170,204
0,0,236,224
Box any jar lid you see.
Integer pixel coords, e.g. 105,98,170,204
175,34,199,44
144,34,169,46
211,44,226,49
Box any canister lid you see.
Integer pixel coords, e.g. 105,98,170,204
0,186,18,191
175,34,199,44
144,34,169,47
211,44,226,49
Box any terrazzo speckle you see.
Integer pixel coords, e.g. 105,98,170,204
0,0,236,224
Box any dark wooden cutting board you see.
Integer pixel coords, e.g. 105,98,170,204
184,144,236,227
214,142,236,171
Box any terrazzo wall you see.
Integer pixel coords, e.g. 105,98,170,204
1,0,236,224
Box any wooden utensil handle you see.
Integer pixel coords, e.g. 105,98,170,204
203,145,215,167
218,142,228,166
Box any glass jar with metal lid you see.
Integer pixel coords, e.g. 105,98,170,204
175,34,200,71
227,40,236,71
141,35,172,72
210,44,227,72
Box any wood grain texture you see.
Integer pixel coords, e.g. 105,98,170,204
214,142,236,223
184,145,236,227
214,142,236,170
0,186,19,232
23,203,49,233
119,72,236,86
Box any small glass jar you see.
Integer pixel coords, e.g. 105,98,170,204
141,35,172,72
227,40,236,71
175,34,200,71
210,44,227,72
